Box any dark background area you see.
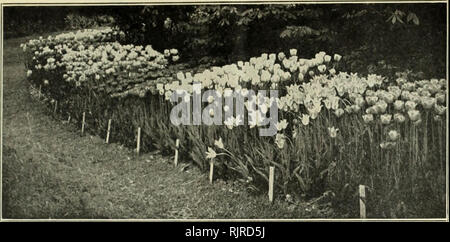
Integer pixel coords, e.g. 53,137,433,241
3,4,447,79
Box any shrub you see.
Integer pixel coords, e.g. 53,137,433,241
3,6,116,39
65,13,115,30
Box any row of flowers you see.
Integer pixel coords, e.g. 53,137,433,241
149,50,446,149
21,28,447,209
22,27,179,94
23,28,447,150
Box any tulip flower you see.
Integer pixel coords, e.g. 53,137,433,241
401,91,411,100
335,108,344,118
276,119,289,131
260,103,268,114
318,65,326,73
329,68,336,75
421,97,436,109
434,105,446,115
380,142,388,149
214,138,224,149
419,89,431,97
380,114,392,125
366,96,379,105
407,109,421,122
282,72,291,82
383,93,395,104
164,49,170,57
328,127,339,138
207,95,214,103
405,101,417,111
436,93,445,104
352,104,361,113
375,100,388,113
388,130,399,141
275,133,286,149
205,147,217,159
345,105,353,114
224,117,235,130
261,70,271,82
393,100,404,111
362,113,373,123
334,54,342,61
301,114,310,126
394,113,406,123
289,49,297,56
209,109,214,117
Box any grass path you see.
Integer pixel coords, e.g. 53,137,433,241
1,35,333,219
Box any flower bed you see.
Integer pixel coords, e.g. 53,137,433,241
22,28,447,217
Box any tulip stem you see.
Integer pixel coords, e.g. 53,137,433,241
423,112,428,164
438,120,443,171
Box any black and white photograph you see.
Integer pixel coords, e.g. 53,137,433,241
0,0,448,224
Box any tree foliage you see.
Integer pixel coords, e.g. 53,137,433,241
4,4,446,78
112,4,446,78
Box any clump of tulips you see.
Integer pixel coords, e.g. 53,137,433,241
22,27,179,98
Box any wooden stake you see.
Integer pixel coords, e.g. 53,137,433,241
67,115,71,123
209,160,214,184
268,166,274,203
359,185,366,219
38,85,42,98
174,139,180,167
54,100,58,114
136,127,141,155
105,119,112,143
81,112,86,135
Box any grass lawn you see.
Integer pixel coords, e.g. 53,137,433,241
1,34,336,219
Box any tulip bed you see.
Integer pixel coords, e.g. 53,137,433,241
22,27,447,217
